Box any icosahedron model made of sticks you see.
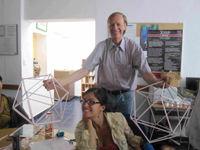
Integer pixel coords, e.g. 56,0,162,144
12,74,69,127
130,81,191,144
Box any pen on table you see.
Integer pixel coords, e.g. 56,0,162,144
63,136,76,144
0,135,8,141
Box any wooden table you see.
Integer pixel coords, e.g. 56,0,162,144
0,127,75,150
0,128,18,148
151,103,193,111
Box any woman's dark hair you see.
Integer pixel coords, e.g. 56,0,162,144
0,76,2,82
83,88,108,106
83,88,112,112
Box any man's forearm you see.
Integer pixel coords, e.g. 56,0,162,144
142,71,172,88
142,71,159,85
58,67,90,87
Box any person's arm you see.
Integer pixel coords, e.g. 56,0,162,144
142,72,158,85
83,118,97,147
14,104,29,127
75,120,97,150
7,96,29,128
142,71,172,88
43,67,90,91
121,114,142,150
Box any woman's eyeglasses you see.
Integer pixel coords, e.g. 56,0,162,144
80,100,101,105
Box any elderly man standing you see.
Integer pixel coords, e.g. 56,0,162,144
44,12,171,114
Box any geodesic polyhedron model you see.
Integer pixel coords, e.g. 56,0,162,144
130,81,191,144
12,74,69,127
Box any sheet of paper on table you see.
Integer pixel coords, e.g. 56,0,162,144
9,124,43,138
29,137,75,150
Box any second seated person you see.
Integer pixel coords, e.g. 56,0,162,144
0,76,29,129
75,88,142,150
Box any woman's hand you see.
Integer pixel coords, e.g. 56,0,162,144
82,117,96,146
82,117,92,126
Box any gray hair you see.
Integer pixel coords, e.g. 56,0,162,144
107,12,128,34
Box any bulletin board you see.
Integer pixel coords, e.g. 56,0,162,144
127,23,183,74
0,24,18,55
124,23,183,50
135,23,183,37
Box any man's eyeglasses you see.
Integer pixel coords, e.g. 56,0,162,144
80,100,101,105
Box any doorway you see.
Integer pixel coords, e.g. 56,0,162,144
33,20,95,96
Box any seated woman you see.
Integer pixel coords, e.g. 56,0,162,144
0,76,29,129
75,87,142,150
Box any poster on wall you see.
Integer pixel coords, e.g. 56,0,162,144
0,24,18,55
140,24,158,51
124,24,137,41
147,30,182,72
120,23,140,45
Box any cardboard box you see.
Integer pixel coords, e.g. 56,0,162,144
161,71,181,87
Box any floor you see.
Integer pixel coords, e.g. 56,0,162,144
53,96,83,135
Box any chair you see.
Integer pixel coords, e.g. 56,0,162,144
122,113,154,150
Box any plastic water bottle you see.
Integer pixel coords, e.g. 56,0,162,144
45,112,53,138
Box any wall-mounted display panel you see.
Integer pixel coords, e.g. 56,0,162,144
0,24,18,55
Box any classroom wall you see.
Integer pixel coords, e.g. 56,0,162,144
24,0,96,20
0,0,200,112
0,0,21,97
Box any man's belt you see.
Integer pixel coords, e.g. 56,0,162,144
102,88,129,95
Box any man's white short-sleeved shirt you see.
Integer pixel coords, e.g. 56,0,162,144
83,37,151,91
